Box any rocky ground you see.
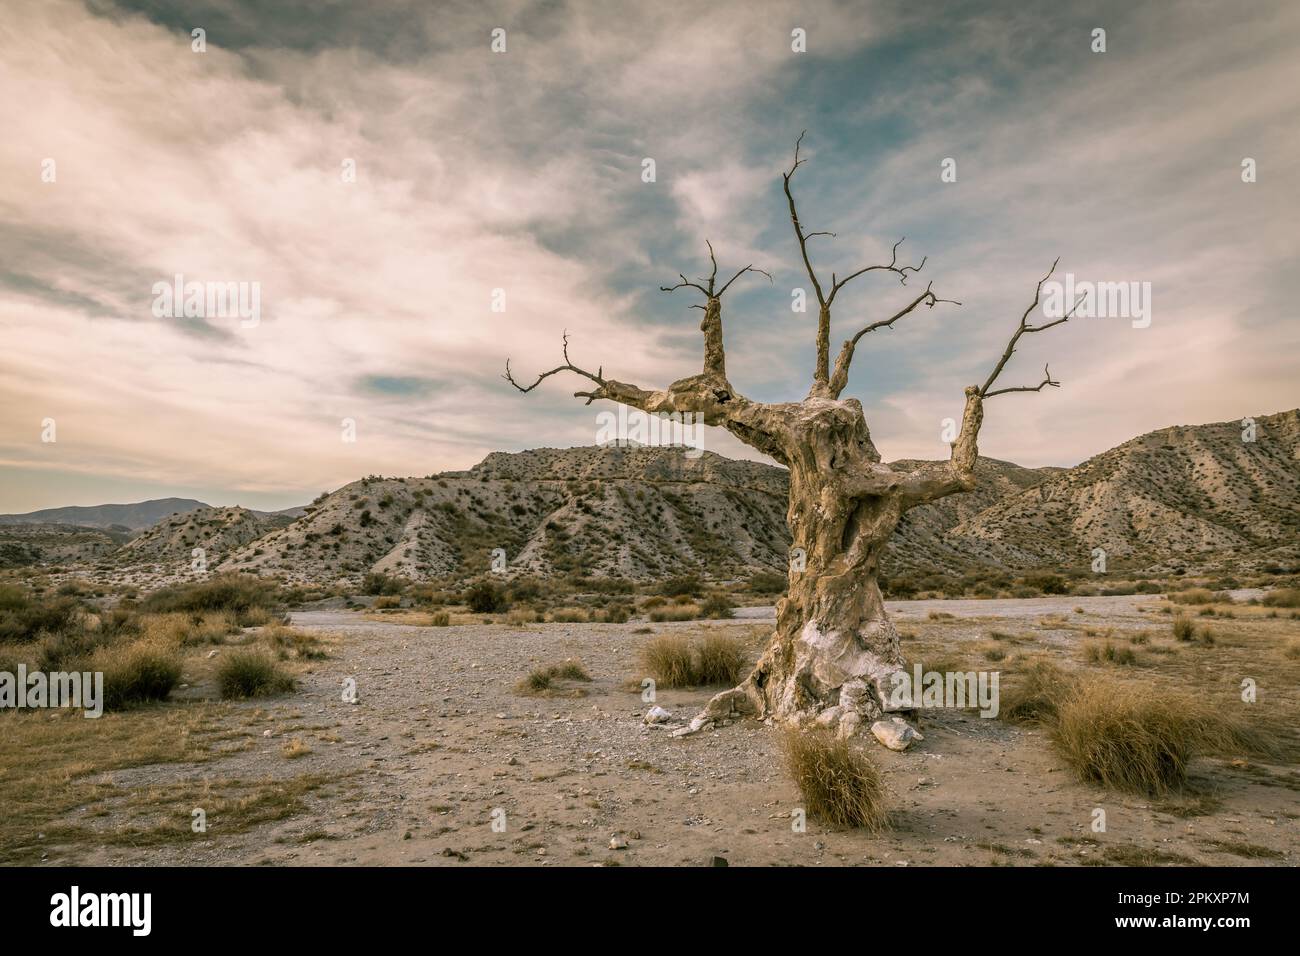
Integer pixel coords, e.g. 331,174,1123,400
46,594,1299,868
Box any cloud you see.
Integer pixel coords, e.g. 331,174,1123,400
0,0,1296,513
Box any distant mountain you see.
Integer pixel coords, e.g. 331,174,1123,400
0,498,209,530
219,446,792,583
12,409,1298,582
117,506,296,569
939,408,1300,575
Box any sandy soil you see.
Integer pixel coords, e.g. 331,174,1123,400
71,595,1298,867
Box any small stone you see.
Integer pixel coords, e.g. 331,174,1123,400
643,705,672,725
871,717,923,751
609,837,627,850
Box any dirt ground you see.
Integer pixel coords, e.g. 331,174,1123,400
30,595,1300,867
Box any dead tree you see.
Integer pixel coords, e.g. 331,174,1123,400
506,134,1076,742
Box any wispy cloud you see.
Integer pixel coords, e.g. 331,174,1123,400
1,0,1296,511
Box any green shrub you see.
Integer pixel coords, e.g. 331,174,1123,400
465,579,509,614
700,592,735,620
658,574,703,599
142,573,281,623
216,651,295,699
0,592,82,644
361,572,406,596
97,644,183,710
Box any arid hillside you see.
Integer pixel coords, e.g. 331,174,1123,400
13,409,1298,585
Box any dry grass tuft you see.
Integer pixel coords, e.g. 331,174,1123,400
999,659,1078,725
1262,588,1300,608
693,633,749,685
1050,678,1279,796
515,659,592,696
638,633,748,687
215,650,295,700
1083,640,1138,665
638,635,696,687
779,726,888,831
95,642,183,710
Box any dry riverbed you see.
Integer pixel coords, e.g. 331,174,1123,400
8,595,1299,867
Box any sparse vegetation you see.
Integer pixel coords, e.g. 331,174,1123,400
95,643,183,709
215,650,296,699
779,727,888,830
638,632,748,687
516,659,592,696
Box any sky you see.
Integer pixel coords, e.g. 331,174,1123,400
1,0,1297,513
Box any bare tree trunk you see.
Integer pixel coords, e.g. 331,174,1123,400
506,134,1075,745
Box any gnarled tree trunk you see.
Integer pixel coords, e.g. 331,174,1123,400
506,134,1075,745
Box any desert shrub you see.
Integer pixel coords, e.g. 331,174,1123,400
1285,639,1300,660
550,660,591,681
1168,588,1227,605
265,625,328,660
1083,640,1137,665
1050,681,1191,795
37,627,115,672
142,573,281,623
1262,588,1300,608
0,591,82,644
1172,616,1196,641
639,635,696,687
601,603,631,624
507,577,544,602
372,595,401,609
516,659,591,695
465,579,509,614
429,611,450,627
95,643,183,710
700,592,735,620
779,727,888,830
658,574,703,599
361,572,406,596
549,607,589,623
999,660,1078,725
141,611,238,647
639,633,747,687
216,651,295,699
1022,572,1068,595
748,571,787,594
693,634,748,685
649,604,701,622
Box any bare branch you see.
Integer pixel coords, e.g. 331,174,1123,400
983,364,1059,398
978,258,1077,399
504,332,607,405
825,282,960,398
717,264,773,297
661,241,770,301
659,273,710,296
782,131,826,308
826,238,927,307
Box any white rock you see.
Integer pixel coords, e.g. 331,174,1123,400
643,705,672,725
871,717,924,751
609,837,628,850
